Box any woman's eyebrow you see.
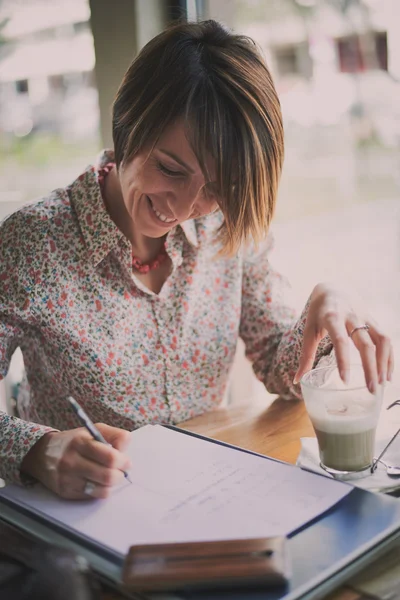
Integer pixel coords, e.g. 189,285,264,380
158,149,195,174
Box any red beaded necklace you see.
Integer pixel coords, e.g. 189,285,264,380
98,162,168,274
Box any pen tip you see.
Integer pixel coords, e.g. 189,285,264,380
125,473,132,483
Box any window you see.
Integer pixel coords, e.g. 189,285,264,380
48,74,66,92
15,79,29,94
337,32,388,73
274,45,299,77
375,32,388,71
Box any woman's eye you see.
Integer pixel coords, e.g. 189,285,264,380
156,161,183,178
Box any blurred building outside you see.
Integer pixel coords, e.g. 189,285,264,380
0,0,99,214
208,0,400,220
0,0,398,218
0,0,399,409
0,2,97,139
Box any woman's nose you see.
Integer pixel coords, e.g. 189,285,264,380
168,181,204,220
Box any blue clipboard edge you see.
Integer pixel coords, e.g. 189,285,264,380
0,424,399,600
290,527,400,600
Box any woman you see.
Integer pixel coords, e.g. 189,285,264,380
0,21,393,499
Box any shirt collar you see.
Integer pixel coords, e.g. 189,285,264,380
179,220,198,248
68,158,126,268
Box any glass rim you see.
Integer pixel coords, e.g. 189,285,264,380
300,363,368,393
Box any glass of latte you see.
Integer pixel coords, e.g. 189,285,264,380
300,364,383,479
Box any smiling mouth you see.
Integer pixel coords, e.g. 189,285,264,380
148,197,177,224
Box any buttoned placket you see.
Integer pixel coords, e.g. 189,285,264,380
100,213,198,425
162,231,186,418
121,228,187,423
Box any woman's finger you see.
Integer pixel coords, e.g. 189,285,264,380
322,313,350,383
294,319,322,384
347,323,378,393
367,324,392,384
57,474,112,500
388,346,395,382
95,423,132,451
59,452,124,487
75,436,131,472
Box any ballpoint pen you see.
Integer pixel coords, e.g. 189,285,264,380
67,396,132,483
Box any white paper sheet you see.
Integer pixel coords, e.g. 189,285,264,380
0,425,351,556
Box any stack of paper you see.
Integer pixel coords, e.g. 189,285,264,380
0,425,351,556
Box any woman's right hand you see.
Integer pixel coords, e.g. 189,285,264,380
21,424,132,500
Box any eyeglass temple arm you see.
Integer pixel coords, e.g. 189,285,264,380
386,399,400,410
371,400,400,473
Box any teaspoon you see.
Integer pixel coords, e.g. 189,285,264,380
374,459,400,477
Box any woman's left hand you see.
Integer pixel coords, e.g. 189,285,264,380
293,283,394,392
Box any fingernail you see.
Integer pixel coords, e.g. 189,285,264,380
379,372,386,385
340,369,350,385
388,370,392,382
368,380,376,394
293,372,300,385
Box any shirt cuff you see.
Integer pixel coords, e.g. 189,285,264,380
0,414,57,485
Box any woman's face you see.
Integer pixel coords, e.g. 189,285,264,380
118,120,219,238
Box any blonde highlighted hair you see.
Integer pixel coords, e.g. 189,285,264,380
113,20,284,255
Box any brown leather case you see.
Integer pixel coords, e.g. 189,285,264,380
122,536,290,592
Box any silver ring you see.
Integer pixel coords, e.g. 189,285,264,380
349,324,370,339
83,480,96,496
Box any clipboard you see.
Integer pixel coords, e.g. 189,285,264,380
1,425,400,600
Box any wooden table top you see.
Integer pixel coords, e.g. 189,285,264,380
178,395,314,462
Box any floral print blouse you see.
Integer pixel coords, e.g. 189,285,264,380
0,151,332,484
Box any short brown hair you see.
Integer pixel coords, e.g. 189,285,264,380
112,20,284,255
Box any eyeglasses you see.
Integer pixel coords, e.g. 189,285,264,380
370,400,400,473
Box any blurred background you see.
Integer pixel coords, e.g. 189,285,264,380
0,0,399,406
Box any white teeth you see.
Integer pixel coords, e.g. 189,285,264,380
150,199,176,223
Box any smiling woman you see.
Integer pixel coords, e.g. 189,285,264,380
0,20,393,499
112,20,284,256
